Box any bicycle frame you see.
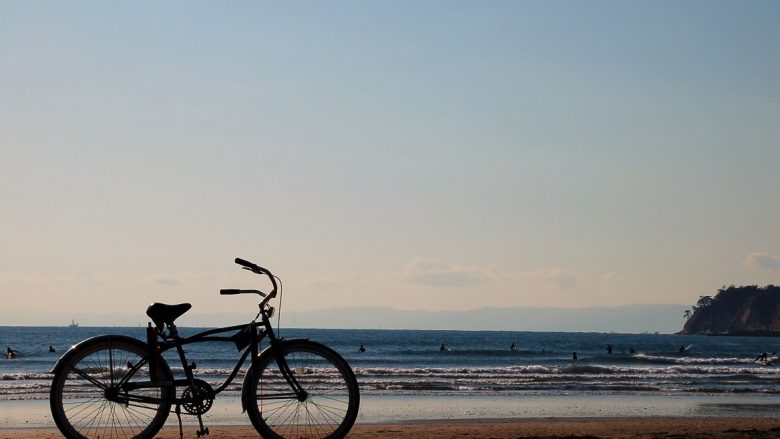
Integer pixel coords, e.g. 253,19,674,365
122,304,305,403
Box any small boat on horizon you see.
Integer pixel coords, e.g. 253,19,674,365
68,319,79,328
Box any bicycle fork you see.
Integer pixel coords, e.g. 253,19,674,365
269,339,308,402
259,314,307,402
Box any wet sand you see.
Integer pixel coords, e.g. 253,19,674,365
4,417,780,438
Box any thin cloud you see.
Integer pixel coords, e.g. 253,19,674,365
403,258,494,287
745,253,780,271
153,277,182,287
545,269,579,290
509,268,580,290
0,271,227,290
308,273,363,291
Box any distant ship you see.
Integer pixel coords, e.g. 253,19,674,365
68,320,79,328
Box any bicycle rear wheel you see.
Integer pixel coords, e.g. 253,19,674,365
246,340,360,439
50,336,173,439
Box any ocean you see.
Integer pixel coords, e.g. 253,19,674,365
3,325,780,403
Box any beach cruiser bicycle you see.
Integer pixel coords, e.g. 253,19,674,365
49,258,360,439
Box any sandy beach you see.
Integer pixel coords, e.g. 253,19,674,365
3,417,780,438
5,395,780,438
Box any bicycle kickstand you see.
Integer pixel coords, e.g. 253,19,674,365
173,402,208,438
174,404,184,439
195,411,209,437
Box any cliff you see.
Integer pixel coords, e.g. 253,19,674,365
680,285,780,335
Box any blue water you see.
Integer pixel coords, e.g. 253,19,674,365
2,326,780,400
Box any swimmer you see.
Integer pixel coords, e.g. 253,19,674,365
358,343,366,353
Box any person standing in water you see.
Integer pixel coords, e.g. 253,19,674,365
358,343,366,353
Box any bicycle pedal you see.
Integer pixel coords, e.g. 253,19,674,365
196,427,209,437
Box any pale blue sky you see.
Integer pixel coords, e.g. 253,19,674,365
1,1,779,323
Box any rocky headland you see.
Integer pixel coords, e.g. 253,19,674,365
681,285,780,336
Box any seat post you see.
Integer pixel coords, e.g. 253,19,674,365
167,323,179,338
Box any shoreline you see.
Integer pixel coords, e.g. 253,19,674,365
4,417,780,438
6,393,780,428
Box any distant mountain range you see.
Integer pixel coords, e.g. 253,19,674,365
1,304,688,333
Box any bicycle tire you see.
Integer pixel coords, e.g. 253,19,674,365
50,336,173,439
245,340,360,439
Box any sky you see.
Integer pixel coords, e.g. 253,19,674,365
1,1,779,326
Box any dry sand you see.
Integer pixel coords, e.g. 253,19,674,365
4,417,780,439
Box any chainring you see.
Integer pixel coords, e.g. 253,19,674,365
181,379,215,415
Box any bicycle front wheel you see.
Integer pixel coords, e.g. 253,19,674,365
246,340,360,439
50,336,173,439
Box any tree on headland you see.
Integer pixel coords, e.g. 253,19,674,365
683,294,715,319
696,295,714,309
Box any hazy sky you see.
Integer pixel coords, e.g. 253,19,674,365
2,1,779,324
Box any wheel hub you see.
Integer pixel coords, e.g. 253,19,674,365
104,387,120,402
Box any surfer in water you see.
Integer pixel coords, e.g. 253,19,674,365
755,352,769,362
6,346,19,359
510,342,517,351
358,343,366,353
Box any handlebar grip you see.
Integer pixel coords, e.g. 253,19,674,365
220,288,268,297
235,258,255,268
220,289,242,295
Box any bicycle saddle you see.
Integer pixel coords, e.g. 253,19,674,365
146,303,192,328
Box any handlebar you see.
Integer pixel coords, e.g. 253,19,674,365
223,258,278,306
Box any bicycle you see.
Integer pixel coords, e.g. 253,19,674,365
49,258,360,439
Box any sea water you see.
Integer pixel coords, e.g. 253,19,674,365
3,326,780,402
